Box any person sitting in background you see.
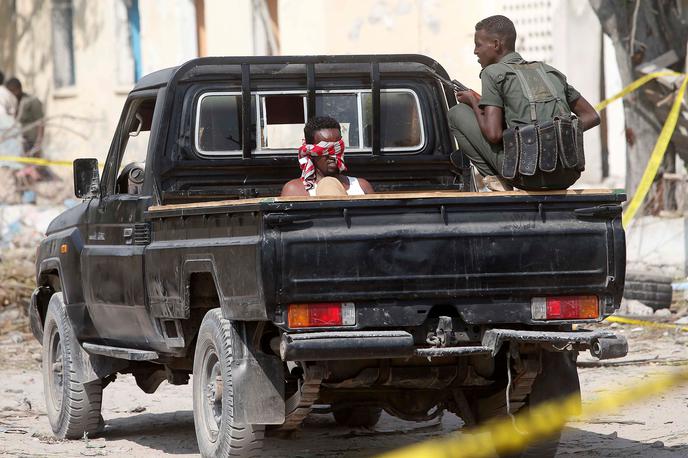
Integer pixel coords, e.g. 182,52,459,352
281,116,374,197
0,70,22,157
6,77,44,158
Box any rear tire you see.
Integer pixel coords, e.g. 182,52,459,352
478,351,580,458
332,405,382,428
42,293,103,439
192,309,264,458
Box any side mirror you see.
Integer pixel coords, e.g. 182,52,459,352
73,158,101,199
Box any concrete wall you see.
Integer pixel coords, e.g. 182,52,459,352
278,0,496,90
626,216,688,278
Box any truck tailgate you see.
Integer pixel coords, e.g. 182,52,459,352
262,191,625,305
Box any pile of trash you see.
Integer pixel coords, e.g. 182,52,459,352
0,204,65,249
0,200,67,335
0,248,35,335
0,166,73,206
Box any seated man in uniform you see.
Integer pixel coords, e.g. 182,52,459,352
281,116,374,197
449,15,600,191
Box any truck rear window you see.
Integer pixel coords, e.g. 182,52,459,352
194,89,425,156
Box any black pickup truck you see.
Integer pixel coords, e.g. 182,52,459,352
31,55,627,458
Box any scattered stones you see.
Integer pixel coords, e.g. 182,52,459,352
618,299,654,316
654,308,672,317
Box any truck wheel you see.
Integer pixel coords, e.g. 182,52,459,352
624,271,673,310
332,405,382,428
192,309,264,458
42,293,103,439
479,351,580,458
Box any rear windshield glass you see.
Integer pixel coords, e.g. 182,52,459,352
194,89,424,156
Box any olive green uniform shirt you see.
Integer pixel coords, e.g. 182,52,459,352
478,51,581,127
17,93,44,145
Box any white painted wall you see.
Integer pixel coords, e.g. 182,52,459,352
9,0,623,188
626,216,688,278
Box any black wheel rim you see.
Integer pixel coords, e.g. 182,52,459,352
47,326,65,412
201,345,223,442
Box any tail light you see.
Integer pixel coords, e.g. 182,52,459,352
531,296,599,320
288,302,356,328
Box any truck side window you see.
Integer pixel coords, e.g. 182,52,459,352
259,94,305,149
362,91,423,149
196,93,256,153
194,89,424,156
114,98,155,195
316,93,359,148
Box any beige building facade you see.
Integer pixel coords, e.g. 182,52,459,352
1,0,613,185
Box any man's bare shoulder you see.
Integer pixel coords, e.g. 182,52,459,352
356,177,375,194
280,179,309,197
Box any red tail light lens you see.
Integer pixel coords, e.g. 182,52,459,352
531,296,599,320
288,303,356,328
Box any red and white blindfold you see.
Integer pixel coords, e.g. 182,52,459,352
297,139,347,190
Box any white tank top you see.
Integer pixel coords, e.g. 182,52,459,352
307,176,365,196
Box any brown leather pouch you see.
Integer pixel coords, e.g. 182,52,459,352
555,117,579,169
502,127,520,179
518,124,539,176
537,120,558,172
573,116,585,171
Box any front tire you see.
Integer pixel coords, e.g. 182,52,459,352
42,293,103,439
479,351,580,458
192,309,264,458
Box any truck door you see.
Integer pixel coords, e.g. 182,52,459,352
81,94,160,348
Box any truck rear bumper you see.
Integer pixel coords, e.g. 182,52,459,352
280,328,627,361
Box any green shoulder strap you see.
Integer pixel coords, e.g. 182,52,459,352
506,62,569,123
534,63,570,117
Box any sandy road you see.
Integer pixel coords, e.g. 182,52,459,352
1,322,688,457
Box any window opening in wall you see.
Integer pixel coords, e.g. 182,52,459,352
51,0,76,88
126,0,142,82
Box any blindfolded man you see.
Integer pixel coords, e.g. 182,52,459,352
281,116,374,197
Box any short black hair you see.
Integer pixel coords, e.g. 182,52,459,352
475,15,517,51
5,77,21,90
304,116,341,144
0,71,4,85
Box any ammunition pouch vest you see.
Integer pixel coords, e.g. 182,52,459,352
501,62,585,180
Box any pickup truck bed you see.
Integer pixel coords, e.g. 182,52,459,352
145,189,625,330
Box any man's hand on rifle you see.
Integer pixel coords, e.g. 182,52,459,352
455,89,481,106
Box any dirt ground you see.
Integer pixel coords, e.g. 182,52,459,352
1,318,688,457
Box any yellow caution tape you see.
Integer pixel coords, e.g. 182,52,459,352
622,74,688,227
0,156,103,168
595,71,682,112
606,315,688,332
378,366,688,458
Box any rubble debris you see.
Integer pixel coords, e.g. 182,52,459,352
618,299,654,316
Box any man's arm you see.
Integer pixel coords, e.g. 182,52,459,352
569,96,600,131
280,179,309,197
456,91,504,144
357,177,374,194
